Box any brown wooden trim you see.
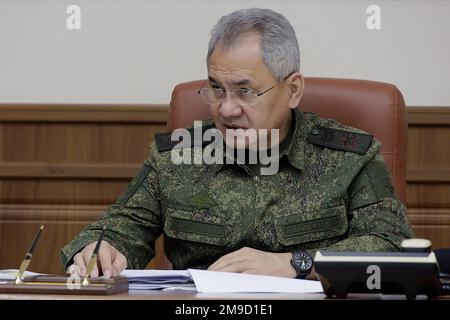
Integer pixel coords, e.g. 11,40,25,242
0,162,140,179
0,204,106,221
0,104,169,123
407,167,450,183
1,104,449,124
407,107,450,125
408,208,450,225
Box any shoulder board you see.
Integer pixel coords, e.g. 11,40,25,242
307,125,373,155
155,122,217,152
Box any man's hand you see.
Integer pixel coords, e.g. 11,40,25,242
208,247,297,278
66,241,127,278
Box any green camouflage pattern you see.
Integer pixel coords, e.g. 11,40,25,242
60,109,414,270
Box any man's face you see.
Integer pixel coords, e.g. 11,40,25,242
207,33,292,150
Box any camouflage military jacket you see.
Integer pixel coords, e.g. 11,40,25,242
60,109,414,270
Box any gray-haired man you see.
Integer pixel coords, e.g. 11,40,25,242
62,8,414,280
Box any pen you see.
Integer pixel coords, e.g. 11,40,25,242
82,226,106,286
15,225,44,284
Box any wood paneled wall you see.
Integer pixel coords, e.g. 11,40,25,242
0,104,449,274
0,105,168,274
406,107,450,251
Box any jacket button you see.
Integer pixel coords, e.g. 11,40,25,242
311,129,319,135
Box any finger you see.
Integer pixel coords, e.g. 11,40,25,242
208,247,257,270
242,269,264,276
90,258,100,278
98,245,113,277
73,253,87,277
111,252,127,276
214,247,248,262
208,257,235,271
82,247,99,277
66,264,82,277
213,261,249,273
208,251,238,270
208,256,229,271
208,252,248,271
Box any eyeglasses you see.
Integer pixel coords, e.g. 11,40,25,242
198,73,292,106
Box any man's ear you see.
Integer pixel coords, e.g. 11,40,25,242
287,72,304,109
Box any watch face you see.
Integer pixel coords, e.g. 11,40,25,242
294,251,313,271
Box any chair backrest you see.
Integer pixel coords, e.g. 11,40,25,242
168,77,407,203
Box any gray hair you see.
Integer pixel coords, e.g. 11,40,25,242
207,8,300,81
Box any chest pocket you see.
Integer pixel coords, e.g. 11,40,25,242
274,205,348,246
164,206,231,247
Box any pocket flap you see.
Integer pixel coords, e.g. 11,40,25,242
275,205,348,245
165,207,230,246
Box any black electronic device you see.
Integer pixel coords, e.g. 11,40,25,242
314,239,443,299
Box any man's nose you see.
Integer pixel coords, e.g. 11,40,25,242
219,92,243,118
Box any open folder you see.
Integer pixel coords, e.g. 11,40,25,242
121,269,323,293
120,269,195,290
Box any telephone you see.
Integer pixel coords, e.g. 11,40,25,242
314,239,449,299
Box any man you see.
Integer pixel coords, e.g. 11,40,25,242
61,8,414,280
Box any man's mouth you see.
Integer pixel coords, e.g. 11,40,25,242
224,124,246,130
223,125,252,140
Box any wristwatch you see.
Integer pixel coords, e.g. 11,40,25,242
290,250,314,279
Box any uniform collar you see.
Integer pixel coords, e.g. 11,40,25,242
207,108,307,174
281,108,306,172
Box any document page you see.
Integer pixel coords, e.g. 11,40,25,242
120,269,323,293
188,269,323,293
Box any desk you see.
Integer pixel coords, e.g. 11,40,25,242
0,291,319,300
1,291,449,300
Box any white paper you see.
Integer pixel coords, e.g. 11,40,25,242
188,269,323,293
0,269,46,280
120,269,323,293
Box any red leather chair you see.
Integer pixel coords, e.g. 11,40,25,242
168,77,407,204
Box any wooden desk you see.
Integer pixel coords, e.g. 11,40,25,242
0,291,318,300
1,291,448,300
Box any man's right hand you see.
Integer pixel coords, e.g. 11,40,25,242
66,241,127,278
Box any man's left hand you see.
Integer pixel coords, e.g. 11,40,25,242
207,247,297,278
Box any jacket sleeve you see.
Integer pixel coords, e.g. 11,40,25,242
60,145,163,270
309,153,415,256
